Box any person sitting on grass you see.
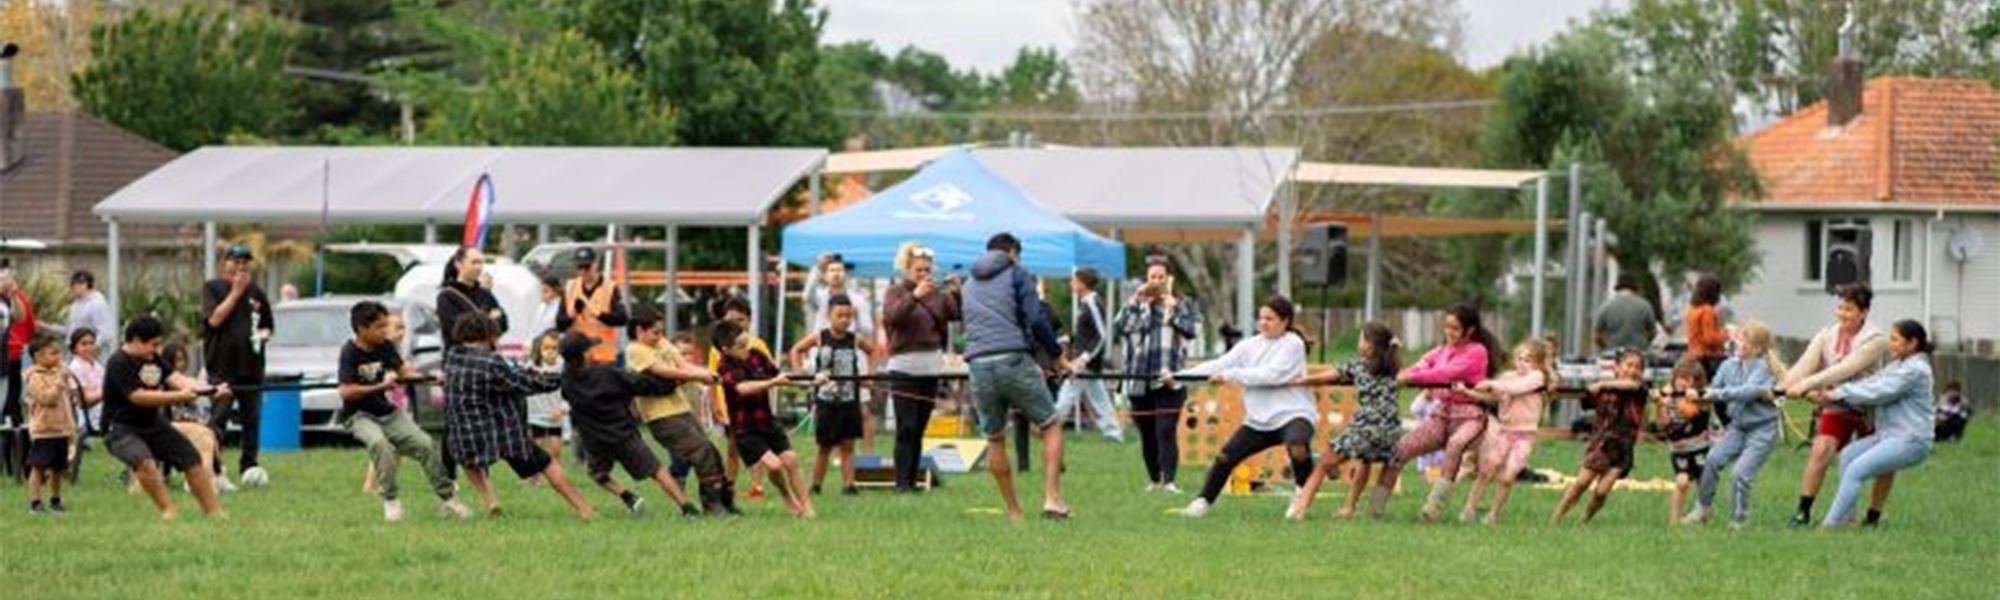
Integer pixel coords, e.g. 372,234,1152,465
1287,323,1402,521
25,335,79,514
1934,381,1969,443
1175,296,1315,519
1807,319,1938,530
713,320,815,518
1549,349,1649,526
557,332,699,518
1656,357,1714,528
790,294,876,497
338,301,469,522
626,310,736,515
443,314,594,519
102,316,229,521
1685,322,1786,529
1453,338,1555,525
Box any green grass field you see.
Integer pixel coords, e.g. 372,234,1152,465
4,414,1996,600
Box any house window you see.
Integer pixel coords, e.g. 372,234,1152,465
1892,219,1915,282
1804,219,1823,281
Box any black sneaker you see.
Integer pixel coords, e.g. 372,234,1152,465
625,496,647,516
1786,512,1812,528
28,501,46,515
48,499,65,513
842,485,860,496
680,502,700,516
810,484,823,496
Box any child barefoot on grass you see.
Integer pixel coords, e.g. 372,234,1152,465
1550,349,1648,525
714,321,815,518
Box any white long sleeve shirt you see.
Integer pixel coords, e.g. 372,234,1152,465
1180,332,1314,431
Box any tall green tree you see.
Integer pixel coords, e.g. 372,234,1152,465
414,29,675,146
72,5,295,151
561,0,837,146
261,0,458,142
990,47,1079,109
1454,28,1760,316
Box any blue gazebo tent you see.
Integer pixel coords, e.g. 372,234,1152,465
781,148,1126,280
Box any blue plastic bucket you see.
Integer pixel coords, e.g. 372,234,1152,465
259,389,302,452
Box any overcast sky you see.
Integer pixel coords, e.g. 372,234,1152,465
821,0,1613,73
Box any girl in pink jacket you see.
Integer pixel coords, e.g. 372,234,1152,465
1373,305,1503,521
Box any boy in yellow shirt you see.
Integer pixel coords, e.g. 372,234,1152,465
629,309,737,515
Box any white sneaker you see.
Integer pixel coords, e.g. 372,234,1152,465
216,477,239,493
1145,483,1161,493
1681,505,1711,526
439,498,472,520
1163,482,1182,495
383,499,405,522
1180,498,1210,518
241,466,270,487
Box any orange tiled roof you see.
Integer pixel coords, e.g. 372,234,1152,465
1737,77,2000,207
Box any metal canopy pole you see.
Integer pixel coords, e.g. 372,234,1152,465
1236,227,1255,341
106,219,122,339
748,223,763,339
665,225,679,337
1277,182,1295,298
1365,214,1383,323
1565,163,1585,354
203,222,218,282
1531,175,1550,339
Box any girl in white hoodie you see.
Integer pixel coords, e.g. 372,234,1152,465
1175,296,1314,518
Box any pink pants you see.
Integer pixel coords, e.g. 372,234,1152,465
1481,430,1536,479
1383,402,1486,487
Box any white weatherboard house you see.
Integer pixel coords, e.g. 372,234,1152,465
1732,75,2000,356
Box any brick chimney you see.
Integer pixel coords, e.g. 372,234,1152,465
1,42,24,173
1826,8,1864,127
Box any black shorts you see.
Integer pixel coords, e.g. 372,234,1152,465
107,426,202,471
529,425,564,439
494,445,554,479
27,438,70,470
1671,448,1707,479
734,426,792,464
815,402,864,447
585,435,662,482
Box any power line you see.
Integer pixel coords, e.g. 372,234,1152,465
833,98,1494,122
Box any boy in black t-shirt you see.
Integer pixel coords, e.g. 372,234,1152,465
340,301,470,522
557,332,698,517
103,316,230,521
201,245,275,488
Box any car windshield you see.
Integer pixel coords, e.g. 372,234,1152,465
271,307,353,349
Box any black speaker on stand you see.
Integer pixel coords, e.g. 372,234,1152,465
1299,223,1349,363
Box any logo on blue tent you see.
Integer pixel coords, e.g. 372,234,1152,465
896,183,974,221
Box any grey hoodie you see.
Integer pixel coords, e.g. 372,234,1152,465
961,250,1059,361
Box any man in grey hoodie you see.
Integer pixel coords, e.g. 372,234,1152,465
962,233,1070,521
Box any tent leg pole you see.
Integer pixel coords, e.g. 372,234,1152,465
106,219,122,339
748,223,763,340
1237,227,1254,342
1277,182,1294,298
537,224,551,245
203,222,218,282
666,225,678,337
1565,162,1584,355
775,260,788,358
424,221,437,244
1532,176,1549,339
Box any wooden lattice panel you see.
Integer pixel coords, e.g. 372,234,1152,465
1177,384,1360,490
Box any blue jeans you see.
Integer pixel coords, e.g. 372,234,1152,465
1054,377,1123,440
968,353,1057,439
1698,422,1778,522
1823,434,1930,527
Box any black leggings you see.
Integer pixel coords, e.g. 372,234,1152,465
889,374,939,488
1199,418,1315,503
207,381,262,474
1131,388,1185,484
